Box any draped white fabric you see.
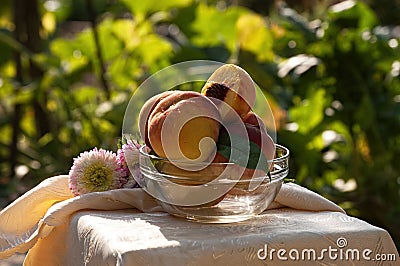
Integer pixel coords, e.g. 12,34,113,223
0,175,398,265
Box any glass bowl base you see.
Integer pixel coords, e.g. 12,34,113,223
158,180,282,223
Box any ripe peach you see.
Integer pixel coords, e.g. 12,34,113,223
212,153,266,189
216,122,275,191
156,155,226,207
138,91,175,148
156,161,224,185
201,64,256,122
221,123,275,171
147,91,221,162
242,111,266,130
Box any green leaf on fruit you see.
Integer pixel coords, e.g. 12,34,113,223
216,131,268,171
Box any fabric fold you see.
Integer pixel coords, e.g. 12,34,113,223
0,175,344,259
0,176,74,258
274,182,345,213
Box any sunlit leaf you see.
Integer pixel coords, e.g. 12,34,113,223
236,13,274,61
73,86,100,104
121,0,192,17
108,56,139,89
289,88,328,133
112,19,136,50
98,18,124,61
76,30,97,60
191,4,246,53
50,38,73,58
50,37,90,75
42,12,56,33
135,34,173,66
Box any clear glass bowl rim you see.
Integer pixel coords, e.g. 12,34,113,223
138,144,289,184
139,144,289,165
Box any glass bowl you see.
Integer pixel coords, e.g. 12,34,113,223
138,144,289,223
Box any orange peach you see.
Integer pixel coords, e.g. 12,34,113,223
201,64,256,122
242,111,266,130
138,91,175,148
155,147,226,207
156,161,224,185
147,91,221,162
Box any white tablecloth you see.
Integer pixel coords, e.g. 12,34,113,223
0,175,398,265
26,209,398,265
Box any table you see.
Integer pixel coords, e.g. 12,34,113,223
24,208,399,265
1,176,398,265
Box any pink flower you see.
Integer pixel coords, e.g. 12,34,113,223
117,149,130,178
117,139,141,188
69,148,125,196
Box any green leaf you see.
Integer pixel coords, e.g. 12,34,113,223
121,0,192,17
134,34,173,66
289,88,328,134
98,18,124,61
191,4,246,53
111,19,137,50
236,13,274,61
216,131,268,171
355,94,375,129
50,36,91,75
328,1,378,30
72,86,99,104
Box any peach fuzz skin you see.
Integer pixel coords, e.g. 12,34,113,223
146,91,221,162
242,111,266,129
138,91,175,148
201,64,256,122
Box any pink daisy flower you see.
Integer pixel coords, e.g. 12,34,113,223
69,148,125,196
117,139,141,188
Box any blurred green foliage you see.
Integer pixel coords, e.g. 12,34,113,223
0,0,399,247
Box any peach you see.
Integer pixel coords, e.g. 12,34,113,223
220,123,275,171
147,91,221,163
155,148,226,207
212,153,266,186
216,122,275,191
138,91,175,148
242,111,266,130
201,64,256,122
156,161,224,185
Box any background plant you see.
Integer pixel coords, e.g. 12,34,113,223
0,0,399,248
